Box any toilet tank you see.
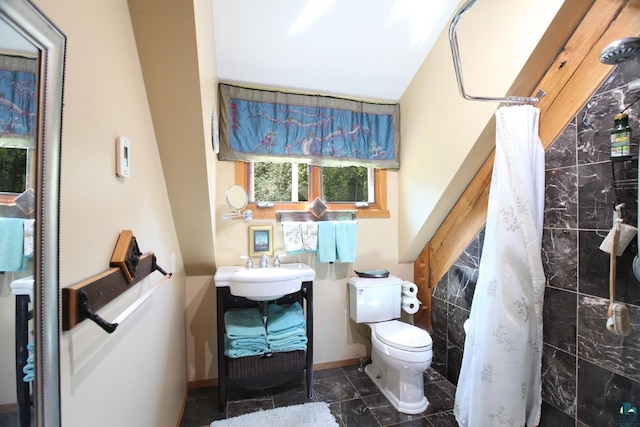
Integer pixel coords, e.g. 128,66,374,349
348,275,402,323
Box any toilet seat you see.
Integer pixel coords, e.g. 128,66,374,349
372,320,432,352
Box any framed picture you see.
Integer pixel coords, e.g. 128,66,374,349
249,225,273,257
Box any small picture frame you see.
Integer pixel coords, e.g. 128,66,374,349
249,225,273,257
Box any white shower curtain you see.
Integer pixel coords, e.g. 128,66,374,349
454,105,546,427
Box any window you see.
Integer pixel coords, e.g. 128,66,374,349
0,147,28,193
237,161,389,219
0,147,31,207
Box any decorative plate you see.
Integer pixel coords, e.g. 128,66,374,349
354,269,390,278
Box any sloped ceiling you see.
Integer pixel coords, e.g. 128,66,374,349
212,0,460,102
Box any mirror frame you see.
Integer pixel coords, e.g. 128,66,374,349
0,0,65,425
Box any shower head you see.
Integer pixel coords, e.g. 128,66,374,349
599,37,640,65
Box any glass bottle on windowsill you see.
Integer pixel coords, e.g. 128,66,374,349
611,113,632,160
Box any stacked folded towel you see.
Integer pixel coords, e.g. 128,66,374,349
266,302,308,352
224,308,268,358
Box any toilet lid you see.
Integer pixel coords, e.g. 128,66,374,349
374,320,432,352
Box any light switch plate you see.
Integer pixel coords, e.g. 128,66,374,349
116,136,130,178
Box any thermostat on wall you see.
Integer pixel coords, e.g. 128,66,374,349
116,136,130,178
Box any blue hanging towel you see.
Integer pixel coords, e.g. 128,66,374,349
336,221,357,263
0,218,26,272
317,221,336,263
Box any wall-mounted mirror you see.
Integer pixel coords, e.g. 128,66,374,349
0,0,65,426
222,184,253,221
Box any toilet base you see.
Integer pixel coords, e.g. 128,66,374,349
365,362,429,415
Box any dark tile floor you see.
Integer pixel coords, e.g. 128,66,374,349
0,409,32,427
0,412,19,427
180,365,458,427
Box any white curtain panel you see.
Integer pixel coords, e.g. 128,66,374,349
454,105,546,427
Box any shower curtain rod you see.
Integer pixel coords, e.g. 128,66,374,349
448,0,546,106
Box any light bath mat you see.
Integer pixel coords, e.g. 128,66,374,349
211,402,338,427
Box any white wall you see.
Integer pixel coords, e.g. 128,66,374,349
34,1,187,426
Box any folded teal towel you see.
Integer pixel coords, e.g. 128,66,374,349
224,335,269,358
267,302,305,336
0,218,25,272
267,327,307,344
227,336,268,349
224,308,266,339
317,221,336,263
266,327,307,341
269,333,308,352
336,221,357,263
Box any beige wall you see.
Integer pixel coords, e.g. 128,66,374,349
397,0,565,262
35,0,187,426
129,0,219,276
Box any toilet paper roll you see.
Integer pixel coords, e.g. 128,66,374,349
401,281,418,297
401,295,421,315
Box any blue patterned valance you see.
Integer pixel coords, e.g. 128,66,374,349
0,55,37,148
218,84,400,169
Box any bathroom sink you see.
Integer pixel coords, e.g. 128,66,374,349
214,263,315,301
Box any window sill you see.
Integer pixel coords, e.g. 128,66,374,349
248,204,390,220
0,193,17,206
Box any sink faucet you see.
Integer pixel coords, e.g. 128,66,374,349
259,254,269,268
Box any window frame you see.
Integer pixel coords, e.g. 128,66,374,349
0,146,32,206
235,161,389,219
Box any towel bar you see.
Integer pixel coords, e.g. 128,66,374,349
77,270,171,333
276,210,356,222
63,253,171,332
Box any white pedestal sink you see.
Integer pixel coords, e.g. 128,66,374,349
214,263,315,301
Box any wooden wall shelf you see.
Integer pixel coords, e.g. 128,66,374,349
62,231,170,332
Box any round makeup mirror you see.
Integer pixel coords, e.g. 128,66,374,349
225,184,248,212
222,185,252,221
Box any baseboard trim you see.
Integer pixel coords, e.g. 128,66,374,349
0,403,17,413
312,357,361,371
187,357,362,389
174,386,188,427
188,378,218,389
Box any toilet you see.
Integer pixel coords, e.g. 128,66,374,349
348,275,432,414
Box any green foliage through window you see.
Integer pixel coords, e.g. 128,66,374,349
252,162,371,204
323,166,368,202
0,147,27,193
253,162,309,202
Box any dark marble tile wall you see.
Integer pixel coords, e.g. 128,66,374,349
430,58,640,426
